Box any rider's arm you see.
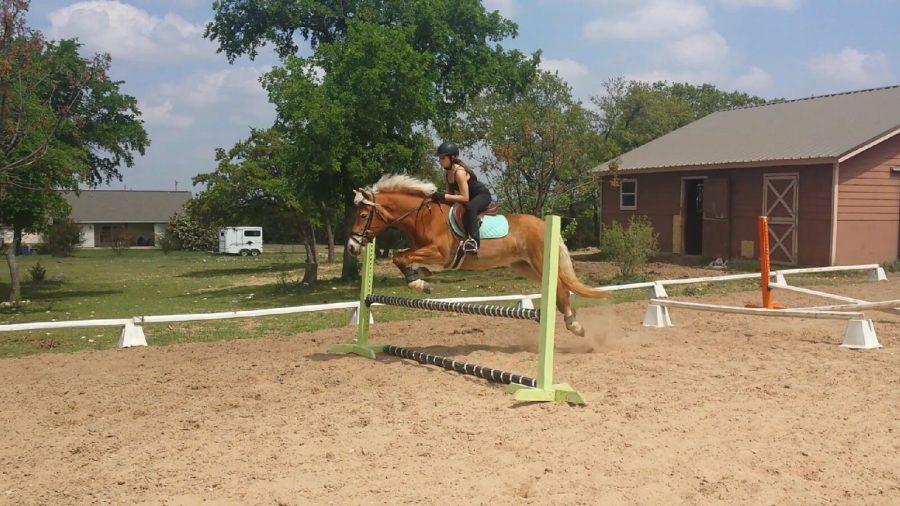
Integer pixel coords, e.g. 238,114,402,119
445,167,470,203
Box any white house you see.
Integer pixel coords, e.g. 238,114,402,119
1,190,191,248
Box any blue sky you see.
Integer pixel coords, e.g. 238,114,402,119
27,0,900,191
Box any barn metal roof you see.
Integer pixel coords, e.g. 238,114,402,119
595,84,900,172
62,190,191,223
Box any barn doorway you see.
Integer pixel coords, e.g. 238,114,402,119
763,173,799,265
682,178,705,255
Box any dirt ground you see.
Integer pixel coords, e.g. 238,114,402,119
0,279,898,505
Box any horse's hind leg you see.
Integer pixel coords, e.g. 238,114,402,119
512,260,584,337
556,281,584,337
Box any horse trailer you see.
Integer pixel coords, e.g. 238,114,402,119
218,227,263,256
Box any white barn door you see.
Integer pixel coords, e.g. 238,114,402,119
763,173,799,265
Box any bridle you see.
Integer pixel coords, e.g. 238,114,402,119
350,190,433,246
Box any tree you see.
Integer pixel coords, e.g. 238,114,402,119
206,0,538,279
593,78,770,160
191,128,323,282
462,71,603,220
0,1,149,302
262,20,443,280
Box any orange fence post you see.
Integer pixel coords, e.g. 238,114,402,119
757,216,781,309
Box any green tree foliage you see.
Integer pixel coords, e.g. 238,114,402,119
462,71,603,218
192,128,302,242
0,1,149,302
44,217,83,257
205,0,537,130
594,78,770,161
206,0,538,279
191,128,324,283
167,211,218,252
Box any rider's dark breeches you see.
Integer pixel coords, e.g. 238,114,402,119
463,192,491,245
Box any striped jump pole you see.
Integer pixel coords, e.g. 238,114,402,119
365,294,540,321
381,344,537,388
330,215,585,404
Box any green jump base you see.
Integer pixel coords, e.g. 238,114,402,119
506,382,586,405
328,343,383,359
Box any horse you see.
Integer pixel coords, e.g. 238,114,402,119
346,174,608,336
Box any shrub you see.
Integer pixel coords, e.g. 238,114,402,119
158,232,178,254
882,260,900,273
28,262,47,282
45,218,83,257
600,215,659,278
167,211,217,252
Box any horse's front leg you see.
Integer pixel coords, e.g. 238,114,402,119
392,245,444,294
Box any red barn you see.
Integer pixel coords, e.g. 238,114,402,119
597,85,900,266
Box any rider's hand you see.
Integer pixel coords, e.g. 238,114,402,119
431,191,445,203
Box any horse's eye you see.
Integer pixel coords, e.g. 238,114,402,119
360,212,368,218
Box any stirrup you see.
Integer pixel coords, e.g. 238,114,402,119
462,237,479,253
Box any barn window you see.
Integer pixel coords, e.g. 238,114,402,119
619,179,637,210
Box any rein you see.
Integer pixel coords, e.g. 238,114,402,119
351,193,435,245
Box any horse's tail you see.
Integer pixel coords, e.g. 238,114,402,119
558,242,609,298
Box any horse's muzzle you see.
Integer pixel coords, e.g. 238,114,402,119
347,236,364,256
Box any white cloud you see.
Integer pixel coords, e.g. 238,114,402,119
47,1,211,63
583,0,709,41
540,58,590,82
808,48,893,88
484,0,516,17
670,30,729,68
139,99,193,129
732,66,774,91
719,0,800,10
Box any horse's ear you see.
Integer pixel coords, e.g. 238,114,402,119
352,190,363,205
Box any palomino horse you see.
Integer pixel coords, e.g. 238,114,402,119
346,174,608,336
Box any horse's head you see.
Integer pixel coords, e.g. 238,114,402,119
346,188,388,256
346,175,438,255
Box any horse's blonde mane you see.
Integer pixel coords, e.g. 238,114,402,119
369,174,436,196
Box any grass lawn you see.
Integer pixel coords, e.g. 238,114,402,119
0,247,883,358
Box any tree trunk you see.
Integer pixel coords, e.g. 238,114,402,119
301,222,318,285
322,204,335,263
5,228,21,303
340,198,359,281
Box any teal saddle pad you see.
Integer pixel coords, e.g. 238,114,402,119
448,204,509,239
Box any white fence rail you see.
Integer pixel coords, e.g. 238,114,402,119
0,263,887,348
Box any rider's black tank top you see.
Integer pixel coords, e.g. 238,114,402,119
447,165,490,197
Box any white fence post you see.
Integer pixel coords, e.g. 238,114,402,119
118,321,148,348
868,267,887,282
841,319,881,349
347,305,375,326
642,304,673,327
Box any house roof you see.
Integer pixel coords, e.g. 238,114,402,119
63,190,191,223
596,84,900,173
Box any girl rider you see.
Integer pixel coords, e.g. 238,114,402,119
431,141,492,254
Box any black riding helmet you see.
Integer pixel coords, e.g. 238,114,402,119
436,141,459,158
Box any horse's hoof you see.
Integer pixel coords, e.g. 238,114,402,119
408,279,431,293
567,320,586,337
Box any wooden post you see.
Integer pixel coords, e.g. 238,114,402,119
329,240,380,358
507,215,585,404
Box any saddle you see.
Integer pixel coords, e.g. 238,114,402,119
448,203,507,240
451,202,500,228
